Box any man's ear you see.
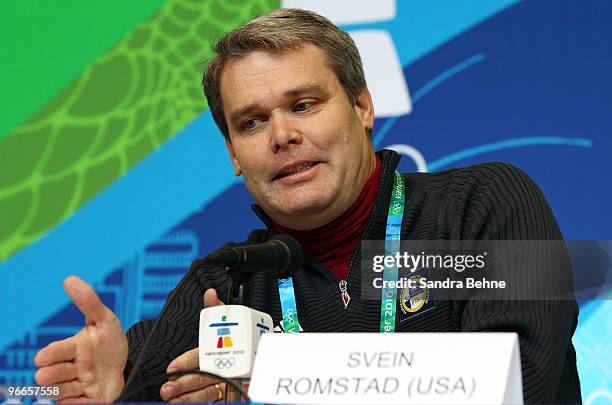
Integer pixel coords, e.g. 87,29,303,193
354,87,375,135
224,137,242,176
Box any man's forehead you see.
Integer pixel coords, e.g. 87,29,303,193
220,46,338,115
225,44,328,72
220,46,333,89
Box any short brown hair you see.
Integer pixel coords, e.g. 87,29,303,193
202,8,367,139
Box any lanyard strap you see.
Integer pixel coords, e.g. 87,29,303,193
380,171,405,333
278,277,301,333
277,171,406,334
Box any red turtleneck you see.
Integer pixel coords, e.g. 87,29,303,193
273,156,382,281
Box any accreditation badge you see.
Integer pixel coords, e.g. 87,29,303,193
398,269,436,322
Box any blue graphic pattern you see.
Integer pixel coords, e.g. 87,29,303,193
0,231,197,386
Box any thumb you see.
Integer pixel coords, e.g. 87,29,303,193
64,275,112,324
204,288,224,308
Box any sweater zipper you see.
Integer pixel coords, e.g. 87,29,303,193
304,256,351,309
339,280,351,309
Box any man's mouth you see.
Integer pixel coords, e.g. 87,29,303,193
274,161,320,179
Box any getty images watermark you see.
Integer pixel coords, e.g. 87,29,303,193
371,250,500,290
360,240,612,302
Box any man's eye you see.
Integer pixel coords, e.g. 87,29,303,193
294,102,312,112
243,119,258,130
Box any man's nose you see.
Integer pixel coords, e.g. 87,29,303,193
269,113,303,153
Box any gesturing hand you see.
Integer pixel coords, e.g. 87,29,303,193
34,276,128,403
160,289,225,403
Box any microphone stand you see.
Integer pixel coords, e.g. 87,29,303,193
225,269,250,402
227,268,248,306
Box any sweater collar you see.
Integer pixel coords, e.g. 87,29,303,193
251,149,402,240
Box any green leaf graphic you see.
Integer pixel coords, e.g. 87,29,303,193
0,0,279,260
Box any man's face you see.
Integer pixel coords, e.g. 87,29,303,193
220,44,375,229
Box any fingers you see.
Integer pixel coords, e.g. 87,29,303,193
35,362,77,385
63,275,113,324
204,289,224,308
169,385,221,403
57,380,85,401
167,348,199,375
34,337,77,367
161,373,220,401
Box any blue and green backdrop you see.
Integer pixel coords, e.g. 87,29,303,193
1,1,610,402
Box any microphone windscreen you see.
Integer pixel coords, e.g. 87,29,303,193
270,234,304,277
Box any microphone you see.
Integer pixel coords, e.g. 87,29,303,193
199,235,303,400
205,234,303,277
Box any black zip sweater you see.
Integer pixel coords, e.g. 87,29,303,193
126,149,581,403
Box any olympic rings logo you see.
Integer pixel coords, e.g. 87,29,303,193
214,357,236,369
392,200,402,214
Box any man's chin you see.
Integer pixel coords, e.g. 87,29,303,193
264,198,336,228
278,202,327,217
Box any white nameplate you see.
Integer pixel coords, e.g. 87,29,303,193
249,333,523,404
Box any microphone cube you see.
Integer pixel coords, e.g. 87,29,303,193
199,305,274,378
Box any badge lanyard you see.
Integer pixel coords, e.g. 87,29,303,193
380,171,405,333
277,277,301,333
277,171,406,334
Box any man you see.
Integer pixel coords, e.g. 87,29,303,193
34,8,580,403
